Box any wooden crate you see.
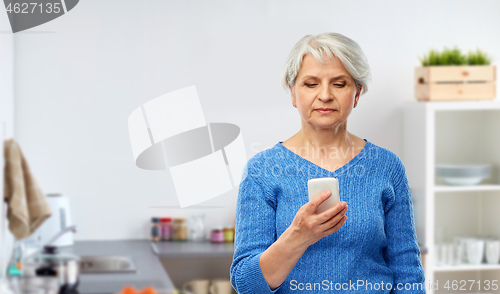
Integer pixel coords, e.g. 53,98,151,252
415,66,496,101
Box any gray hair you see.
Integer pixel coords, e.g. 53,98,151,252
280,32,371,96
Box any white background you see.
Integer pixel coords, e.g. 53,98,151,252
1,0,499,240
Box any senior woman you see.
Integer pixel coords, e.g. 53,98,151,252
230,32,425,294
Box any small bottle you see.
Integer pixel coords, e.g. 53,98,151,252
172,218,188,241
210,227,224,243
160,218,172,241
151,217,160,242
223,226,234,242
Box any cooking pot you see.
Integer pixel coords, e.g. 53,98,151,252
23,226,80,294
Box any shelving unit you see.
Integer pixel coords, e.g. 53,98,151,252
434,185,500,193
403,100,500,294
434,264,500,272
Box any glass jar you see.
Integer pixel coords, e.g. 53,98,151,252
223,227,234,242
151,217,160,242
160,217,172,241
172,218,188,241
210,227,224,243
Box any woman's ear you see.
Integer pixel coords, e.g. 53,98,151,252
289,85,296,107
353,85,362,107
355,85,362,99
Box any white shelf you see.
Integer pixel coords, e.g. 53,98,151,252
434,185,500,193
404,100,500,111
434,264,500,272
403,101,500,294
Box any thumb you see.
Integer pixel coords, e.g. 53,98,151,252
308,190,331,213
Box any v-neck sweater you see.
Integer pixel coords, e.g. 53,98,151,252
230,139,426,293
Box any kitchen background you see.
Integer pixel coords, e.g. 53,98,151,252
1,0,500,292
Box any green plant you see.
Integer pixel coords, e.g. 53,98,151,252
468,49,491,65
419,47,491,66
418,49,437,66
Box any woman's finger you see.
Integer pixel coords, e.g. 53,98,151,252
317,202,347,224
306,190,332,214
320,206,347,229
323,215,347,236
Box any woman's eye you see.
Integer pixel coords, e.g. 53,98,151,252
335,84,345,87
305,83,317,87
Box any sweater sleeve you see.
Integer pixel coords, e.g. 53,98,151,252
383,157,426,294
230,171,282,294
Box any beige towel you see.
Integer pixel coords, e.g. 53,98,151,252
3,139,51,240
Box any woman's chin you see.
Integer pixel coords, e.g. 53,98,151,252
308,122,340,130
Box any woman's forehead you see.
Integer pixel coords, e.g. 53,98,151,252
298,54,352,80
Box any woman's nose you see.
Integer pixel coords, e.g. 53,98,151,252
318,86,333,102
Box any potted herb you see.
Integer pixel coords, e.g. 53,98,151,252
415,48,496,101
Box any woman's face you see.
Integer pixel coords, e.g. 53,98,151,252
290,53,361,131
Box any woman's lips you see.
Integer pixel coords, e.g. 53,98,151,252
315,109,335,114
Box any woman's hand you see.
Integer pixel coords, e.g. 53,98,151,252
259,191,347,290
284,190,348,250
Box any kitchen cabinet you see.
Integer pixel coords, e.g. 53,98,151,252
403,100,500,294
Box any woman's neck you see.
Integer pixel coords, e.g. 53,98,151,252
287,122,357,160
304,120,353,142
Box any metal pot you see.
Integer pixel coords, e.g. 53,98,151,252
23,245,80,294
8,276,60,294
22,226,80,294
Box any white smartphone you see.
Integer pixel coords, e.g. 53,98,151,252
308,177,340,214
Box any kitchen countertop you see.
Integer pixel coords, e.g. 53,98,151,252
58,240,176,294
54,239,426,294
151,241,234,258
151,241,427,256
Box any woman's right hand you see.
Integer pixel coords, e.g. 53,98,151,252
284,190,348,250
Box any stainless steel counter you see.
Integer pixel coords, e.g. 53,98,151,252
58,240,176,294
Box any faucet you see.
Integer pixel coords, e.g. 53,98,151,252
45,225,77,247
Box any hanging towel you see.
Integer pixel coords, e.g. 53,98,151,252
3,139,51,240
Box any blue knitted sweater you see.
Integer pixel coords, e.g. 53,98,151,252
230,139,426,293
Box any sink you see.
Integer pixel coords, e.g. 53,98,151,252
79,256,137,274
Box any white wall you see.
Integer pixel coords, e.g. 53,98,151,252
0,12,15,273
11,0,500,240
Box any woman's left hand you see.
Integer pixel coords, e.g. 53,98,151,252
259,190,348,290
284,190,348,250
